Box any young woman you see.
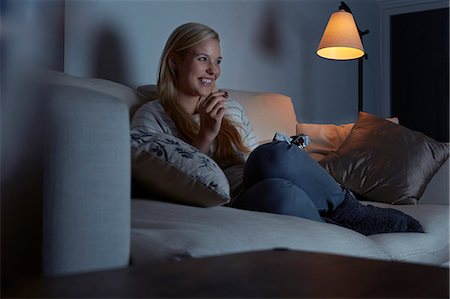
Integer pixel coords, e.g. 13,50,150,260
131,22,423,235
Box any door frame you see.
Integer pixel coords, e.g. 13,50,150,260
378,0,449,116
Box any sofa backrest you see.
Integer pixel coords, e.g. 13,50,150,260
136,85,298,145
42,70,148,117
41,72,299,145
227,89,297,145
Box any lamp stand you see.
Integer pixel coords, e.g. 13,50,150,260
357,30,369,112
338,1,369,112
358,57,363,111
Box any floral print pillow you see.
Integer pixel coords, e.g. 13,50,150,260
131,131,230,207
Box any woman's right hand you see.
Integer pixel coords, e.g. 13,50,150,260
192,90,228,154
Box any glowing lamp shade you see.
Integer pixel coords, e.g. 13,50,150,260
317,10,365,60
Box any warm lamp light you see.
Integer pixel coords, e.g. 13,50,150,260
317,2,369,112
317,10,365,60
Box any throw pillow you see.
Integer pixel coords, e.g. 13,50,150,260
131,131,230,207
296,123,354,161
297,118,398,161
319,112,449,205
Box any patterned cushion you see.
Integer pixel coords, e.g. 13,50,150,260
131,131,230,207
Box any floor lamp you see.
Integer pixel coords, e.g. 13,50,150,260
317,1,369,112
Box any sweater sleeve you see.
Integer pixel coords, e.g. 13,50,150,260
222,99,258,202
225,98,258,152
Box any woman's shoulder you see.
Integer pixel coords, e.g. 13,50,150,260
131,99,167,125
138,99,163,110
131,99,176,134
134,99,165,117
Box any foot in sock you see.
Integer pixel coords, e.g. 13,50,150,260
324,191,424,235
381,206,424,233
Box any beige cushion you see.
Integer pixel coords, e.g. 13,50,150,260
226,89,297,145
297,123,354,161
297,118,399,161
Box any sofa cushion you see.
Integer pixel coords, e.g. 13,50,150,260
131,132,230,207
226,89,297,146
297,122,354,161
130,199,389,264
320,112,449,204
130,199,448,267
367,202,449,266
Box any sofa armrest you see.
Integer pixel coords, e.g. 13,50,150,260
42,85,131,275
419,159,449,205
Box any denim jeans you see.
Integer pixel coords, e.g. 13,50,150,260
233,141,346,223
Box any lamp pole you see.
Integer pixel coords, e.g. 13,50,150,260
339,2,369,112
358,32,369,111
358,57,364,112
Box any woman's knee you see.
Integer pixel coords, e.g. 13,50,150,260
248,142,303,163
243,141,314,188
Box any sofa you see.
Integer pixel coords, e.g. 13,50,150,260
36,70,449,277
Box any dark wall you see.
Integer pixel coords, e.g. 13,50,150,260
63,0,383,124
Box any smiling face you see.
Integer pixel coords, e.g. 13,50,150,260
173,38,222,100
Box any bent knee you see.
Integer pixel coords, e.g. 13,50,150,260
249,142,290,163
247,141,311,170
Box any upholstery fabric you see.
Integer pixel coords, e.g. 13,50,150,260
367,202,449,265
130,199,448,266
131,132,230,207
130,199,389,264
320,112,449,204
42,84,131,275
420,159,450,205
226,89,297,145
43,70,148,116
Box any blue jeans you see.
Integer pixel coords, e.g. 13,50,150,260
233,141,346,222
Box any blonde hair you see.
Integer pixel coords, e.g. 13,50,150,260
157,22,250,163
